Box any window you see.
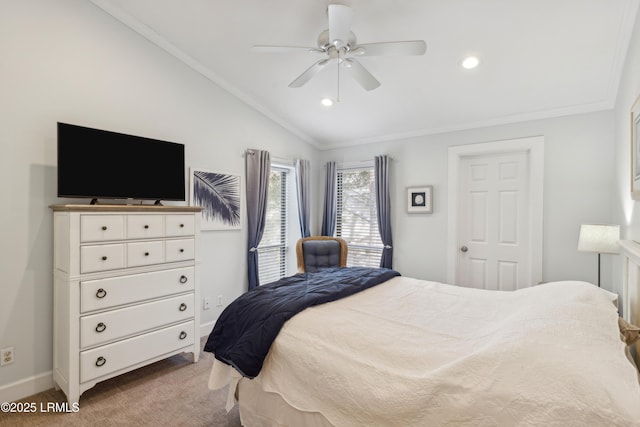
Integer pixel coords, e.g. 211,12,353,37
336,166,383,267
258,167,288,284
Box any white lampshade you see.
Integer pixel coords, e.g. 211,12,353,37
577,224,620,254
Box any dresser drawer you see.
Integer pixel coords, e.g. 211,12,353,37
126,215,164,239
165,215,195,237
80,293,195,349
80,267,195,313
81,215,125,242
165,238,195,262
127,241,164,267
80,244,125,273
80,320,195,383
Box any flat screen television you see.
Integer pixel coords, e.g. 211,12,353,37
57,122,185,204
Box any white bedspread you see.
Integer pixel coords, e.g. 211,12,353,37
245,278,640,426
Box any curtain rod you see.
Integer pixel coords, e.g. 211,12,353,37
333,156,394,162
243,149,299,165
324,155,395,168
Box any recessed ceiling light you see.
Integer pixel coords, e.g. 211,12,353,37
461,56,480,69
321,98,334,107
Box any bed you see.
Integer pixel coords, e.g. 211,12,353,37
206,244,640,426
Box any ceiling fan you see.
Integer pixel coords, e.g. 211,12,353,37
252,4,427,92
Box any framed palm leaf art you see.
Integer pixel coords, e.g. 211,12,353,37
190,168,241,230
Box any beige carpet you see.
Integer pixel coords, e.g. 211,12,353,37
0,338,241,427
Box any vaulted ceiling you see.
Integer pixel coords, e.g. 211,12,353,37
90,0,639,148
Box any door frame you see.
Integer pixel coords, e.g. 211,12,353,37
446,136,544,286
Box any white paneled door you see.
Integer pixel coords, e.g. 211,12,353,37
458,151,530,290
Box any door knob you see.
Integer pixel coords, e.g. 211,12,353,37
460,246,468,253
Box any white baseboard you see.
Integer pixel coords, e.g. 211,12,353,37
1,322,216,403
0,371,54,403
200,320,215,338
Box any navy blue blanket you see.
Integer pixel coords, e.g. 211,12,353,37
204,267,400,378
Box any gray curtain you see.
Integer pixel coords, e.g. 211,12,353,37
375,155,393,269
295,158,311,238
246,149,271,290
321,161,337,236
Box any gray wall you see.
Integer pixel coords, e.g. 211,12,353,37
319,111,616,286
613,5,640,299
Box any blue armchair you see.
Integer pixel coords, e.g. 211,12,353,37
296,236,348,273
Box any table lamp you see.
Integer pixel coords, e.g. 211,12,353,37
577,224,620,287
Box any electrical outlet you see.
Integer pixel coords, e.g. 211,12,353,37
217,295,223,306
203,297,210,310
1,347,14,366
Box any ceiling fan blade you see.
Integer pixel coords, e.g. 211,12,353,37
343,58,380,91
328,4,353,49
289,59,331,88
353,40,427,56
252,45,324,54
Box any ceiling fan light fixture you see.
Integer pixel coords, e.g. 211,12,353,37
461,56,480,69
321,97,334,107
253,4,426,91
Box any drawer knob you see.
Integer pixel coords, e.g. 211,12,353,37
144,225,149,229
144,252,150,257
180,224,185,228
179,331,187,340
101,226,107,231
95,356,106,367
179,303,187,312
101,256,108,261
96,288,107,299
179,275,188,284
95,322,107,333
179,249,184,253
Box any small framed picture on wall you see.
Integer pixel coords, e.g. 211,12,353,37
407,186,433,213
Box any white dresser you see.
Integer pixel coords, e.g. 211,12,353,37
50,205,202,405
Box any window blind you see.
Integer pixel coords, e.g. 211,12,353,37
258,168,288,285
336,167,383,267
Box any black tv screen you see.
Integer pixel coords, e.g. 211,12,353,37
57,122,185,202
